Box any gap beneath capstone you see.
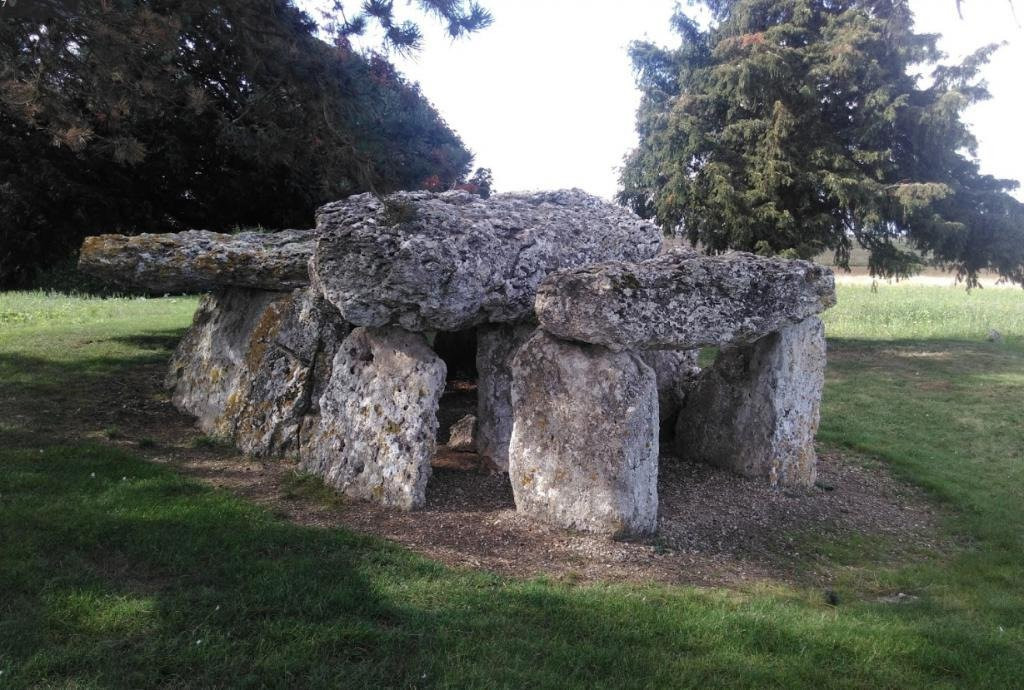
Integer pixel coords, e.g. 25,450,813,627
428,327,485,472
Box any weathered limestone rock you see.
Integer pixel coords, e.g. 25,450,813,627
446,414,477,452
509,331,659,537
639,349,701,428
535,251,836,351
300,327,446,510
79,228,315,293
675,317,826,488
166,287,349,456
475,323,536,471
312,189,661,331
166,288,288,438
229,288,350,456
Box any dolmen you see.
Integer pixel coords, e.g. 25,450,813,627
512,249,835,536
80,190,660,509
78,188,836,537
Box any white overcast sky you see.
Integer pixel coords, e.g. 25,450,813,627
301,1,1023,200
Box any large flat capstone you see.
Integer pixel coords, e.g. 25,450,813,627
299,327,446,510
312,189,662,331
675,317,827,488
535,250,836,351
79,229,315,293
508,331,659,537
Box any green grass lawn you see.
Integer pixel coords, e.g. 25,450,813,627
1,286,1022,688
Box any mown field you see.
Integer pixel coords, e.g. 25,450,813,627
1,285,1022,688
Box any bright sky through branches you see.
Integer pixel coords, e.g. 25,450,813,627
300,1,1023,200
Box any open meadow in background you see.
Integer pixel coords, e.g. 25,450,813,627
1,283,1022,687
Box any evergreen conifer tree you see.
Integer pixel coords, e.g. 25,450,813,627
620,0,1024,286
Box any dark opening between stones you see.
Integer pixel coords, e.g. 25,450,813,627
432,328,478,380
430,328,479,454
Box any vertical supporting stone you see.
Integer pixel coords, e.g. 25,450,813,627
166,286,351,457
230,288,350,457
166,287,287,438
475,323,535,470
675,317,826,488
300,327,446,510
225,294,310,456
296,311,353,459
508,331,659,537
639,349,701,431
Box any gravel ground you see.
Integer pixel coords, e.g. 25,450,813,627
92,364,944,588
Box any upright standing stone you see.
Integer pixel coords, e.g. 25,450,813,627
639,349,701,429
166,287,288,438
229,288,350,457
295,317,350,461
300,327,446,510
166,286,349,457
476,323,535,471
509,332,659,537
675,317,826,488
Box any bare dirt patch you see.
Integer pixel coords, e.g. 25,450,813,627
40,358,946,588
152,447,943,587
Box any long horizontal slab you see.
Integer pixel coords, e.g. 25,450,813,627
312,189,662,331
535,250,836,351
78,229,315,293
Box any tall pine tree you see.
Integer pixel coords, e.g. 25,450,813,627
620,0,1024,286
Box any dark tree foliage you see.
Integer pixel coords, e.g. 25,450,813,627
455,167,493,198
0,0,485,287
318,0,492,53
620,0,1024,286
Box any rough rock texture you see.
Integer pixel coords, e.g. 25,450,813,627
508,331,659,537
166,288,288,437
639,349,701,428
535,251,836,351
446,414,477,452
166,287,349,456
79,229,315,293
475,323,536,471
675,317,826,488
312,189,661,331
229,288,350,456
300,327,446,510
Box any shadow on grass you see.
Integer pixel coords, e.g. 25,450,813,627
0,329,186,446
0,326,184,385
822,334,1024,566
4,443,1021,687
0,444,417,686
826,336,1024,384
0,350,166,385
2,326,1024,685
107,331,186,352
